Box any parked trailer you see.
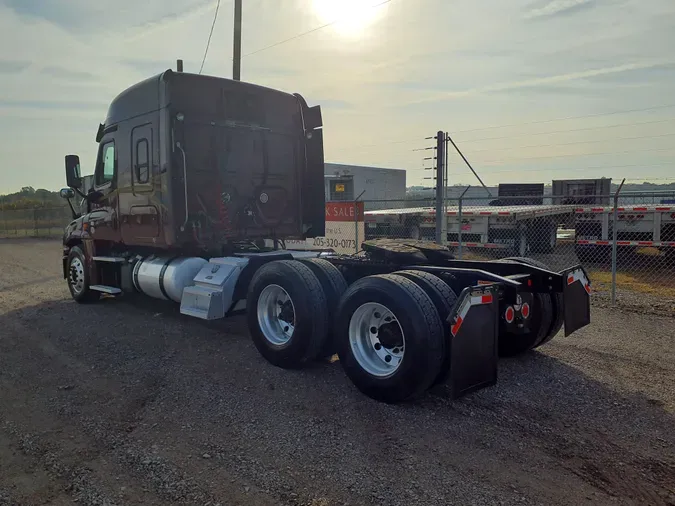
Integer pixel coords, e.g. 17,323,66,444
57,66,591,404
574,205,675,262
365,205,576,256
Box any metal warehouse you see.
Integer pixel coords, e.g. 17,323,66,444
324,163,406,210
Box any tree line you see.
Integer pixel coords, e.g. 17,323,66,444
0,187,65,211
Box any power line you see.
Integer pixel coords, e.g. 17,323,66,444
240,0,394,59
451,103,675,135
199,0,222,74
448,162,673,177
466,146,675,166
462,131,675,155
457,118,675,144
330,117,675,155
346,136,427,151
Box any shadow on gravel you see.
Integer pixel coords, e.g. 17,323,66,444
2,296,675,505
435,351,675,504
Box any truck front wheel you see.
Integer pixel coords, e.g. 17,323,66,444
66,246,100,303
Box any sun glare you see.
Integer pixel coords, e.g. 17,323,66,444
312,0,386,37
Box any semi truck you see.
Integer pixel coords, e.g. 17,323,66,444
58,66,591,403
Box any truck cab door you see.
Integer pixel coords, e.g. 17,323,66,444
88,135,120,242
120,123,160,243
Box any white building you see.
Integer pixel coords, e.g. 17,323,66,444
324,163,406,210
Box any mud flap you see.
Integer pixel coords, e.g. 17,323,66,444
445,284,499,399
561,266,591,337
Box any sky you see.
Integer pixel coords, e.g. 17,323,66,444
1,0,674,193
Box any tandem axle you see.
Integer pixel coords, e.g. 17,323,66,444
62,240,590,403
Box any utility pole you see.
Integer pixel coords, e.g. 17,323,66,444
233,0,242,80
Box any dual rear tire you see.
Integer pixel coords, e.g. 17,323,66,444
247,257,562,402
497,257,563,356
247,260,457,403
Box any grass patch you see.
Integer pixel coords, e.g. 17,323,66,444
588,269,675,298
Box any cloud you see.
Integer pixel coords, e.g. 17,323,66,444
524,0,595,19
40,66,97,82
310,99,353,110
404,59,675,105
1,0,675,192
121,0,217,41
0,99,105,110
0,59,30,74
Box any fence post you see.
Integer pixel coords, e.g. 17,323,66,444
354,190,365,254
34,208,39,237
457,186,471,259
611,179,626,304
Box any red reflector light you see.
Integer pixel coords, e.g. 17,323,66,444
504,306,515,323
527,279,533,287
585,284,591,294
521,303,530,319
567,276,574,285
451,316,463,336
481,294,493,304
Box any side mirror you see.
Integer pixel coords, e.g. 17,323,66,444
59,187,81,220
65,154,82,188
59,188,75,199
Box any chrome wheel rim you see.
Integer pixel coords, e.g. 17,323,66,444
257,284,295,346
349,302,405,377
69,257,85,295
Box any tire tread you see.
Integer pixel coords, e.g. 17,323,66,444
337,274,445,402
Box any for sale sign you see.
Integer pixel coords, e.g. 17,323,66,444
285,202,365,254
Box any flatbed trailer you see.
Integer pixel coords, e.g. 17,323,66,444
365,204,576,256
574,204,675,261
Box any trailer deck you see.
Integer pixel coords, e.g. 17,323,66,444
365,204,577,255
365,204,576,221
574,204,675,255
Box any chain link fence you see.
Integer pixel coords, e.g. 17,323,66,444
4,196,674,308
0,206,72,239
357,190,675,308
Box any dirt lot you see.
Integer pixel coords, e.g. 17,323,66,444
1,239,674,506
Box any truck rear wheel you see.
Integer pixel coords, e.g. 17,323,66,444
499,257,563,356
66,246,100,304
391,270,457,385
335,274,444,403
247,260,329,369
503,257,564,347
498,292,552,357
298,258,348,358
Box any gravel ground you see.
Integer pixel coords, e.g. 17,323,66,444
1,238,674,506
